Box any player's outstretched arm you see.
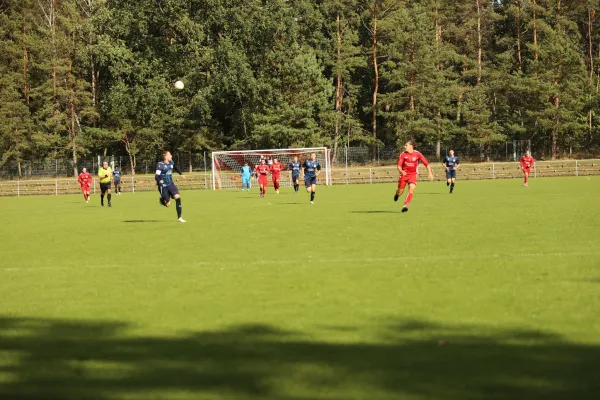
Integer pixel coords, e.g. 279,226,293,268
426,165,434,180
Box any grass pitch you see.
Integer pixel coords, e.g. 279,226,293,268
1,177,599,400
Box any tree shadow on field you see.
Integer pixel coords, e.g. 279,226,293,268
0,316,598,400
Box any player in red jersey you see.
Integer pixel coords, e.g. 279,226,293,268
255,158,270,198
270,158,283,194
77,167,93,203
394,140,434,213
520,151,535,186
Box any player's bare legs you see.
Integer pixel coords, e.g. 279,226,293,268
394,187,405,202
400,183,417,212
173,193,184,222
309,183,316,204
523,170,529,186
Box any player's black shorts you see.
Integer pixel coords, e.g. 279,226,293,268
158,182,180,202
114,180,120,186
445,170,457,179
304,176,317,187
100,182,111,193
292,173,300,182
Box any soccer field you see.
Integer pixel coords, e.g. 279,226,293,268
1,177,599,400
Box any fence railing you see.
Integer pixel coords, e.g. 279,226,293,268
1,160,598,196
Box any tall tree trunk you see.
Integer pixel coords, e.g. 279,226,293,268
456,93,463,121
588,8,595,135
516,0,523,72
17,160,22,178
436,109,442,159
91,57,97,107
533,0,539,61
409,44,415,113
434,2,441,70
23,24,30,104
123,131,136,175
333,12,344,165
188,148,193,173
552,96,559,159
51,0,57,101
371,1,380,161
476,0,482,85
69,31,78,177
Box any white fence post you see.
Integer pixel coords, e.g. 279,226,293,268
55,179,58,195
492,163,495,179
131,175,135,193
17,180,20,197
534,163,537,178
369,168,372,184
93,178,96,194
575,160,578,176
203,151,207,189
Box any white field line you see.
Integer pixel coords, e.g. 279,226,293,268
0,251,597,272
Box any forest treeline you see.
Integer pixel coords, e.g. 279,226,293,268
1,0,599,175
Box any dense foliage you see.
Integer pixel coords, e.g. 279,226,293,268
1,0,599,174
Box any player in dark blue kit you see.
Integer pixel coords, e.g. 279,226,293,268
155,151,186,223
442,149,460,194
112,167,122,195
289,156,301,194
303,152,321,204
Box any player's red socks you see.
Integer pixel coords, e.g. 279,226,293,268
404,193,413,206
524,176,528,184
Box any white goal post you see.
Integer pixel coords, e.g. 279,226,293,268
211,147,331,190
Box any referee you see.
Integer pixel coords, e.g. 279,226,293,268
98,160,113,207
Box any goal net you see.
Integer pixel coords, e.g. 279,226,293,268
211,147,331,190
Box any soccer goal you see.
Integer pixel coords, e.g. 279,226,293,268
211,147,331,190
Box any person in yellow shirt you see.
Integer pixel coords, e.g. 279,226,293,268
98,160,113,207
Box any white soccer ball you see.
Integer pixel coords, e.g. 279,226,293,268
174,80,185,90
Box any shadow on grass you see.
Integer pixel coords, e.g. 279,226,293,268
122,220,164,223
0,316,598,400
351,210,401,214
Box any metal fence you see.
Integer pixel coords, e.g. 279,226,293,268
1,159,598,196
0,152,213,180
3,142,600,180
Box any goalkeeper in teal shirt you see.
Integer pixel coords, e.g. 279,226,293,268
241,162,252,191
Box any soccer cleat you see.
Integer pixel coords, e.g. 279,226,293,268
310,201,314,204
108,203,112,207
101,202,104,207
394,194,399,202
276,190,279,194
524,183,528,187
401,206,408,213
178,217,186,223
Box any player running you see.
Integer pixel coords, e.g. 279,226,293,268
98,161,113,207
255,158,270,198
113,166,122,195
155,151,186,223
77,167,92,203
303,153,321,204
289,156,301,194
241,162,252,192
442,150,460,194
394,140,434,213
270,158,283,194
520,151,535,187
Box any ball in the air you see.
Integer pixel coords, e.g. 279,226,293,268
174,81,185,90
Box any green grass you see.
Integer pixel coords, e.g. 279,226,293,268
1,177,599,400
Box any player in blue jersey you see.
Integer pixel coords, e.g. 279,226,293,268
155,151,186,223
289,156,301,194
441,150,460,194
112,167,122,195
303,153,321,204
241,162,252,191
